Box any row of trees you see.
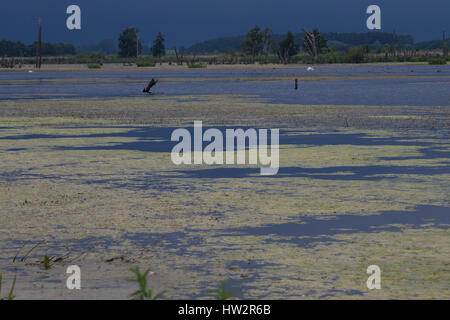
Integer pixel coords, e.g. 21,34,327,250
118,28,166,58
241,26,328,63
2,26,446,64
0,40,75,57
0,27,166,59
240,27,449,64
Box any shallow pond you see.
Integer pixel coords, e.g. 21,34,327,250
0,64,449,106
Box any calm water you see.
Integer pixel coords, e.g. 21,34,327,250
0,64,449,106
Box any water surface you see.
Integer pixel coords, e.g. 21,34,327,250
1,64,449,106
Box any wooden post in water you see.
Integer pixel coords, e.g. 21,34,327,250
36,18,42,69
294,79,298,90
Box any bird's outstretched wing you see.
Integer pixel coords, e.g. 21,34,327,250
143,78,158,93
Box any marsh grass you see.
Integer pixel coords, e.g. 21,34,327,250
136,61,156,67
0,272,16,300
188,64,206,69
344,118,349,128
87,64,102,69
211,281,234,300
428,58,447,65
40,255,54,270
408,57,426,63
127,267,165,300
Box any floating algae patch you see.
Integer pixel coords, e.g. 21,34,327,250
0,116,120,126
0,94,449,298
0,93,448,129
369,115,426,120
1,124,448,227
205,227,450,299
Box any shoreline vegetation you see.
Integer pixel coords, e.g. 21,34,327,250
0,61,448,72
1,29,448,68
0,51,448,70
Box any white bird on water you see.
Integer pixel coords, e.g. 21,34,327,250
307,66,314,71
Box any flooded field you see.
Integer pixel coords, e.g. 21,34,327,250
0,64,449,299
1,64,450,106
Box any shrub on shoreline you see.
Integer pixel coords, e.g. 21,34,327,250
87,64,101,69
188,64,206,69
136,61,156,67
428,58,447,65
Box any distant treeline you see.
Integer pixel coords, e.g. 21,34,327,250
77,39,117,55
1,32,448,58
0,40,76,57
415,38,450,50
185,31,419,54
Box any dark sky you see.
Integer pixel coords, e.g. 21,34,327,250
1,0,449,46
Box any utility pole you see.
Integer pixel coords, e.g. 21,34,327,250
36,18,42,69
136,29,139,59
384,43,389,61
392,30,397,57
